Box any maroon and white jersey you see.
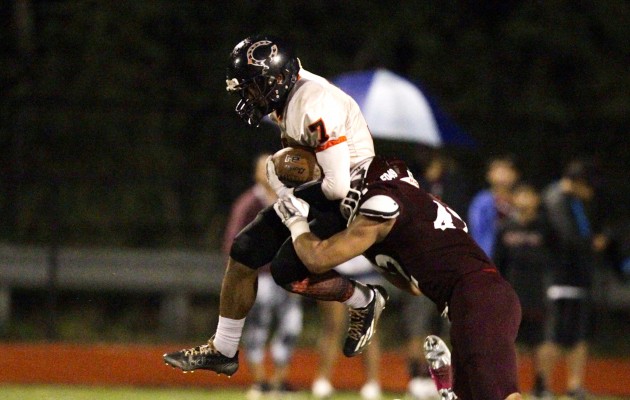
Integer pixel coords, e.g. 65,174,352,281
355,157,494,311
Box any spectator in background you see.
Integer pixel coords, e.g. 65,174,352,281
494,183,555,399
312,255,385,400
468,155,520,258
222,154,303,399
418,149,469,215
539,159,605,400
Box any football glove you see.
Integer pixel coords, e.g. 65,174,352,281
266,155,294,198
273,194,310,241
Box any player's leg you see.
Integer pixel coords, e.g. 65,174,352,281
449,270,522,400
271,209,388,358
243,273,276,398
163,206,288,375
162,259,258,375
350,270,386,400
404,295,439,400
424,335,458,400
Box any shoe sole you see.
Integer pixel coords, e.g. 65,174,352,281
163,354,239,377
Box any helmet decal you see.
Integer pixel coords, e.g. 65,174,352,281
246,40,278,70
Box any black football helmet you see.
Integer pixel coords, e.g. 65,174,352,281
226,35,301,126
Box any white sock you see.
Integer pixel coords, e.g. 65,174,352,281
212,316,245,358
342,282,374,309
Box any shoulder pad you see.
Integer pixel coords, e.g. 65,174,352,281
358,195,400,219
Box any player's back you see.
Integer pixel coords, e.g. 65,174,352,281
359,157,492,309
272,69,375,169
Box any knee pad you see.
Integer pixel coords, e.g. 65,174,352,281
230,205,290,269
230,231,271,269
270,241,311,287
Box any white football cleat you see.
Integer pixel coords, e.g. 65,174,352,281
424,335,457,400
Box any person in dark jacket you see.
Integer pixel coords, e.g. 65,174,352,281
538,159,605,400
494,183,555,399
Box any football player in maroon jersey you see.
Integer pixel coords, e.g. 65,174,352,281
274,156,523,400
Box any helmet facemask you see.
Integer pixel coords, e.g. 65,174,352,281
231,74,283,127
226,36,300,127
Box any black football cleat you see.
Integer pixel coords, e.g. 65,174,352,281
343,284,388,357
163,336,239,377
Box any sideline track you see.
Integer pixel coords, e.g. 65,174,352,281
0,342,628,397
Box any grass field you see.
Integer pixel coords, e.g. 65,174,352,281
0,385,628,400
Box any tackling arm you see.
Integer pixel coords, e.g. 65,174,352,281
274,194,421,295
293,215,393,274
272,194,391,272
294,215,420,295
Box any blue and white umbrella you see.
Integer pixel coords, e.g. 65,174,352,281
333,69,476,147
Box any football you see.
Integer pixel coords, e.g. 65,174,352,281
272,146,322,187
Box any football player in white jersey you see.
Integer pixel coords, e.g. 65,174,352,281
163,35,388,377
268,68,376,200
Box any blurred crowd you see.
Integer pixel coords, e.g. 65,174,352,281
225,149,628,400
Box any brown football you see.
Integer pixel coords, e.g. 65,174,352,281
272,147,322,187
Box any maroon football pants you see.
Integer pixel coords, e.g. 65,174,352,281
449,269,522,400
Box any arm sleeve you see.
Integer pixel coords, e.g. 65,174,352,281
299,89,352,201
315,141,351,200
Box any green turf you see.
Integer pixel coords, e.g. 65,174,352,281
0,385,627,400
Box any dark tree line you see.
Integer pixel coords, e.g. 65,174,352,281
1,1,628,248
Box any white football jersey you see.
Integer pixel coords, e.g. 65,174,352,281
270,69,375,200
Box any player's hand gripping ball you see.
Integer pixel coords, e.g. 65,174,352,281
271,147,322,187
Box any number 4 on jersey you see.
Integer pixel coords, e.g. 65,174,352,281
433,200,468,232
